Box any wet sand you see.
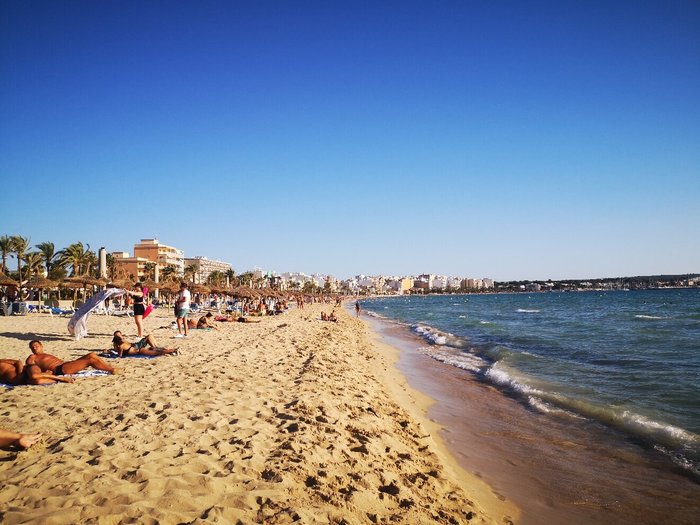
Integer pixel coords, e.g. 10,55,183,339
365,315,700,525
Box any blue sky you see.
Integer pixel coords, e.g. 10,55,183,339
1,1,698,281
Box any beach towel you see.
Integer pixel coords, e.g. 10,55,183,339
98,351,157,359
68,288,125,340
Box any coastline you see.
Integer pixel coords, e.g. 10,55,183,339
1,304,512,524
361,307,700,525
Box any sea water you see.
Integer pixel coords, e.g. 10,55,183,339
361,289,700,479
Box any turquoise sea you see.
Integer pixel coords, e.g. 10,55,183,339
361,289,700,478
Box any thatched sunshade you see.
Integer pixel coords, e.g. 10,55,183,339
230,285,259,299
105,278,133,289
0,272,19,287
24,276,59,310
141,279,160,290
189,283,211,294
64,275,102,287
26,276,59,289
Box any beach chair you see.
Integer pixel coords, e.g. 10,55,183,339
49,306,74,317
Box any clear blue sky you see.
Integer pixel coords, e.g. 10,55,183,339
2,1,698,281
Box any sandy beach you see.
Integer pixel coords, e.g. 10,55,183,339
0,304,515,524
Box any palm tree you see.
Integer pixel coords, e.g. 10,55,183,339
23,252,44,278
225,268,237,287
106,253,116,280
10,235,30,283
239,272,253,287
207,270,226,287
161,265,178,282
184,264,197,283
61,242,92,276
0,235,12,273
143,262,156,281
35,241,62,276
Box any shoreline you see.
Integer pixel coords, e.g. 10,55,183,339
361,309,700,525
1,304,512,524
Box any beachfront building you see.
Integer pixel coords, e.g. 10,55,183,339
111,252,151,281
111,238,185,281
386,277,414,295
134,239,185,275
184,256,232,284
462,278,483,290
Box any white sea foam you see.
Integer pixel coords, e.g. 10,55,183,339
458,315,466,319
410,324,450,346
418,346,486,373
517,309,540,313
620,410,699,446
634,314,669,320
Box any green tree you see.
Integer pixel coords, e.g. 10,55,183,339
23,252,44,278
184,264,197,283
143,262,156,281
0,235,12,273
207,270,226,287
161,265,178,282
35,241,63,275
10,235,30,283
61,242,93,276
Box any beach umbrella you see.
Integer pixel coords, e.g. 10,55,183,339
25,276,59,310
105,277,132,289
189,283,211,294
0,272,18,287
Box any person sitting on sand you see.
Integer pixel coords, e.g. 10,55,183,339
111,331,179,358
187,312,220,330
27,340,120,376
0,428,43,450
321,312,328,321
1,359,75,386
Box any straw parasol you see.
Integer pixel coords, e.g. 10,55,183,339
189,283,211,295
64,274,103,287
105,277,132,289
0,272,19,287
25,276,59,310
230,285,259,299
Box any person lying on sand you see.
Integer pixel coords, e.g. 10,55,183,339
1,359,75,385
111,331,179,357
187,312,220,330
27,340,120,376
0,428,43,450
214,315,261,323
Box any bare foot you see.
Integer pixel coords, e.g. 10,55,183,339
17,433,43,449
112,368,123,375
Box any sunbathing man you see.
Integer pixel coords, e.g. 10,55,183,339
0,428,44,450
1,359,75,385
27,340,120,376
111,331,179,357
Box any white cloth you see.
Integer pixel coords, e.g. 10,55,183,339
68,288,125,340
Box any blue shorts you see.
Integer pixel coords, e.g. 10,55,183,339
176,308,189,319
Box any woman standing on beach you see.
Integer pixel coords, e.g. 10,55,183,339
126,282,146,338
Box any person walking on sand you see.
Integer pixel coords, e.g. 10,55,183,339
355,300,361,317
27,340,120,376
174,282,191,338
125,282,146,338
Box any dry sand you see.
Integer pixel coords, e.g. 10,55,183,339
0,304,516,524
